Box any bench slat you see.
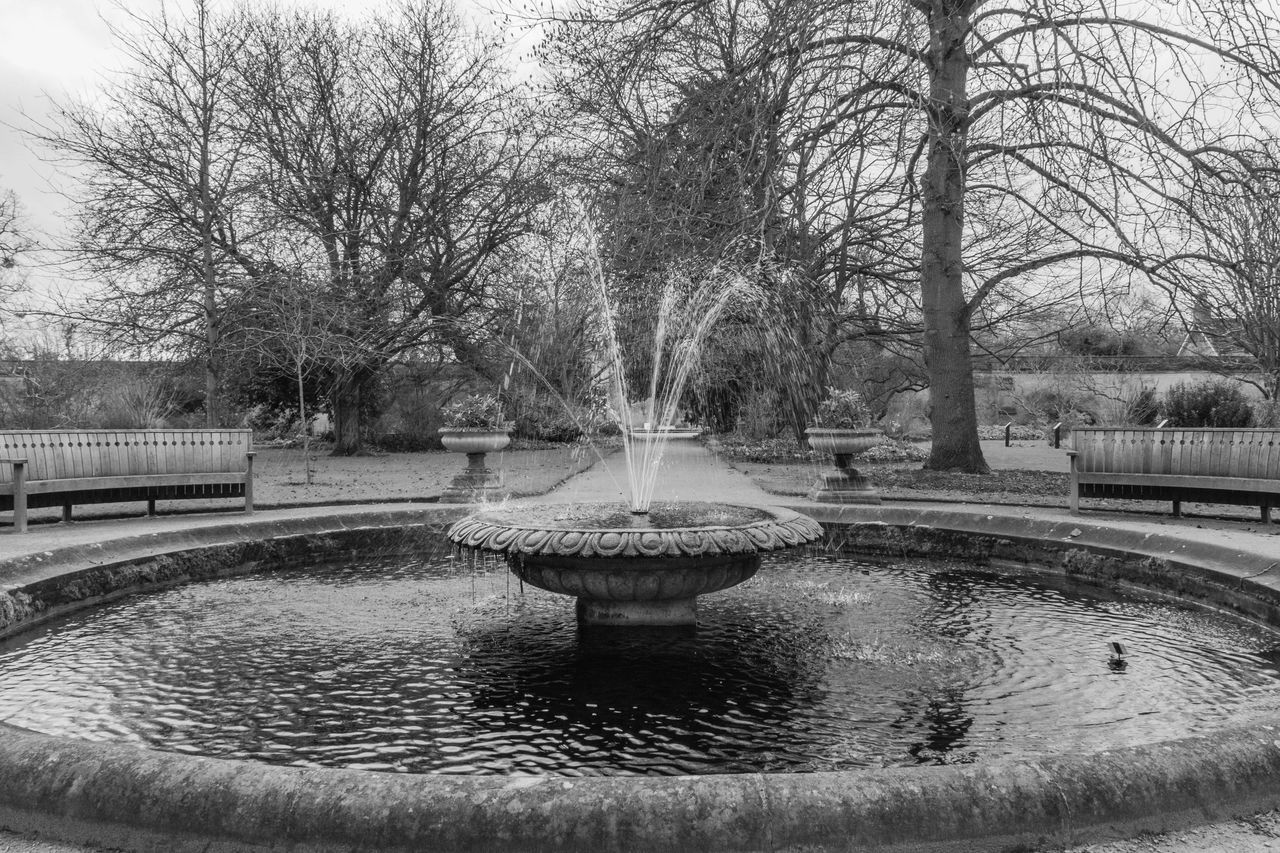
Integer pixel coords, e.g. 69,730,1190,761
1074,471,1280,494
19,472,249,495
1,429,254,532
0,430,253,482
1250,432,1267,479
1071,427,1280,521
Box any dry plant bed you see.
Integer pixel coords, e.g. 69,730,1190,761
729,459,1068,505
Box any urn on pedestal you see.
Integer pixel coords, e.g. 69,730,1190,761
437,393,512,503
806,388,883,504
805,427,884,503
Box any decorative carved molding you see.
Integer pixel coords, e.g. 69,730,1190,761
448,501,823,559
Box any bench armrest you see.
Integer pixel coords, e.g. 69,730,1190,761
3,458,28,532
244,452,255,514
1064,449,1078,457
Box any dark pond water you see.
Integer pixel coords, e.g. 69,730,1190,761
2,547,1279,776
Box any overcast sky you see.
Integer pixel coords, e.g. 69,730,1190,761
2,1,132,243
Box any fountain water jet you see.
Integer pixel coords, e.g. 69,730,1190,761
448,253,823,626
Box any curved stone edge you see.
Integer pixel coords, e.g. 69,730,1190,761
4,506,1280,851
786,502,1280,625
3,716,1280,852
0,508,471,641
447,506,824,560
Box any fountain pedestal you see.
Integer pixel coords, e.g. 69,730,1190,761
511,551,760,626
805,428,883,505
809,453,881,504
438,428,511,503
440,452,507,503
448,502,821,627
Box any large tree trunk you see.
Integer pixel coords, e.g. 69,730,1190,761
331,368,370,456
920,1,988,473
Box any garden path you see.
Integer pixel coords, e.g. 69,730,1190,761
532,437,778,505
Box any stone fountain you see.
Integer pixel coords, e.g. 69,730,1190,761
448,501,821,626
447,263,823,626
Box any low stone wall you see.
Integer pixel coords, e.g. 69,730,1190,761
3,505,1280,852
797,505,1280,627
0,510,468,641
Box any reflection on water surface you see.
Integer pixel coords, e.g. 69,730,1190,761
2,547,1278,776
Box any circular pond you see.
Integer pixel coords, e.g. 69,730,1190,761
4,543,1279,776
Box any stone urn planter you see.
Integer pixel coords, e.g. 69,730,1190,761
438,426,513,503
805,427,884,504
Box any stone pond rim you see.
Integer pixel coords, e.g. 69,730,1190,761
446,501,824,626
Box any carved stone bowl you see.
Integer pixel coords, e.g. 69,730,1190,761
447,502,823,626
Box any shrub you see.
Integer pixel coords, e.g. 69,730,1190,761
440,393,507,429
813,387,873,428
1159,380,1254,427
1124,386,1159,426
243,404,303,443
98,379,176,428
513,397,582,443
1254,398,1280,428
1016,386,1097,426
976,424,1042,441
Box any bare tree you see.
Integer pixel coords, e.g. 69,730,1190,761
234,1,558,454
543,0,925,439
233,270,375,483
545,0,1280,470
1172,159,1280,401
31,0,557,450
542,0,1091,444
0,186,29,310
500,202,611,409
32,0,256,425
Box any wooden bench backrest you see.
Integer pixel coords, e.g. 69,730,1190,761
0,430,253,484
1072,428,1280,479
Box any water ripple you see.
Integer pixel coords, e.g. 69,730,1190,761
0,548,1277,775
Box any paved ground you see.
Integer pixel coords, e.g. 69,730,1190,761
3,438,1280,852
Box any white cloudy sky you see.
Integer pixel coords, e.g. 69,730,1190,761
1,0,129,241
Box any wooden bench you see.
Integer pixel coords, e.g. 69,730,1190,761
1,429,255,533
1068,427,1280,522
